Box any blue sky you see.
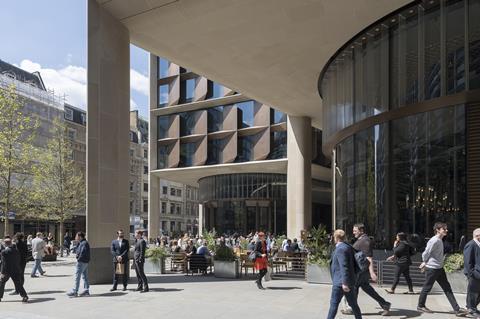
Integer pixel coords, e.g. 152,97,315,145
0,0,150,119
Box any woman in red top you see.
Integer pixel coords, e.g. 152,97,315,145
254,232,268,289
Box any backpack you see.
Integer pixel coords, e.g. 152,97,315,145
351,246,370,274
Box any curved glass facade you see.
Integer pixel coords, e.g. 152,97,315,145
321,0,480,142
199,173,287,235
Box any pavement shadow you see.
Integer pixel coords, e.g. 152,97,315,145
41,274,71,278
29,290,66,295
145,288,183,292
266,287,302,290
362,309,421,318
145,274,252,284
89,292,127,297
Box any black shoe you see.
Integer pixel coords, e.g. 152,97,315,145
9,291,19,295
135,286,143,291
382,302,391,311
456,308,470,317
256,280,265,290
110,287,117,292
31,275,39,278
22,296,28,303
417,306,434,313
141,287,149,293
122,286,127,291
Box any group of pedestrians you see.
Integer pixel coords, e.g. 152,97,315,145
327,222,480,318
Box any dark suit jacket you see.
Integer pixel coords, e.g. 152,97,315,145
464,240,480,282
0,246,21,275
134,238,146,264
111,239,129,263
15,240,28,266
330,242,356,288
254,241,267,257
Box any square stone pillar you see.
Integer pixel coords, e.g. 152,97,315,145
148,175,160,239
287,116,312,239
87,0,130,284
198,203,204,236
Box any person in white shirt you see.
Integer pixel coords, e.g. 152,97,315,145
30,233,46,278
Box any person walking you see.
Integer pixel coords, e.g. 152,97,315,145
0,238,28,303
327,229,362,319
254,232,268,290
134,230,149,293
417,222,468,316
10,233,28,296
30,232,46,278
110,229,129,291
63,232,72,257
67,232,90,297
344,223,391,316
385,232,415,294
464,228,480,317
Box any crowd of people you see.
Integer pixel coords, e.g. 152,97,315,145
0,222,479,319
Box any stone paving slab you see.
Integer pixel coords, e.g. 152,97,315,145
0,258,469,319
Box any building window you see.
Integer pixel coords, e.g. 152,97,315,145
129,201,134,214
179,112,197,136
143,183,148,192
162,186,168,195
170,188,176,196
177,189,182,197
170,204,175,215
129,149,134,157
176,205,181,215
207,138,227,165
64,107,73,121
80,113,86,125
180,78,196,103
67,129,76,140
270,109,286,124
143,199,148,213
236,134,256,162
158,84,169,107
158,57,170,79
157,116,169,139
144,166,148,174
144,149,148,158
161,221,167,231
157,143,172,169
170,221,175,232
237,101,255,128
161,202,166,214
129,182,134,192
268,131,287,159
68,150,75,160
207,106,224,133
179,142,196,167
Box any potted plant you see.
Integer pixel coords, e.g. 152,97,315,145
213,245,239,279
144,246,167,274
304,225,333,284
444,253,467,293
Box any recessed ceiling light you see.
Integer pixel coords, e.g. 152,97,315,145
429,0,434,4
375,28,380,32
409,9,414,13
391,18,396,23
351,45,355,49
362,37,366,40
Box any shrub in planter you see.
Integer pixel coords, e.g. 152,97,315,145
214,245,237,262
145,246,167,274
213,245,238,278
304,226,333,284
444,253,467,293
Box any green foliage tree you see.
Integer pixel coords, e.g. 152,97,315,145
0,85,38,236
31,118,85,243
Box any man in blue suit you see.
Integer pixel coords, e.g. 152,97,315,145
110,230,130,291
464,228,480,318
327,229,362,319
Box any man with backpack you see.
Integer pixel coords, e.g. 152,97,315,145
343,223,391,316
327,229,362,319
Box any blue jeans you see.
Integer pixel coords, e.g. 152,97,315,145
31,258,44,276
72,262,89,293
327,285,362,319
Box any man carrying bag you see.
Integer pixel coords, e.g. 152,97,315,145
110,230,129,291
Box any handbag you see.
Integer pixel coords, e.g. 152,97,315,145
248,250,257,262
115,262,125,275
265,266,273,281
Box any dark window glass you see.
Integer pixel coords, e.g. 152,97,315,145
269,131,287,159
311,128,330,166
157,143,172,169
157,116,169,139
405,14,419,104
158,84,169,107
143,200,148,212
270,109,286,124
171,188,176,196
143,166,148,174
162,186,168,195
180,112,196,136
207,138,227,164
179,142,197,167
469,0,480,89
158,57,169,79
237,101,255,128
143,183,148,192
180,78,196,103
446,0,465,94
236,134,255,162
424,3,441,99
208,106,223,133
161,202,166,214
212,82,223,98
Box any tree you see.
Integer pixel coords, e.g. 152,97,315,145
32,118,85,243
0,84,38,236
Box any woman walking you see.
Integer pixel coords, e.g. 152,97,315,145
254,232,268,290
385,232,415,294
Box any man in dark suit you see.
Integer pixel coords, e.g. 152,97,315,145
327,229,362,319
110,230,129,291
11,233,27,296
133,230,149,292
0,238,28,303
464,228,480,318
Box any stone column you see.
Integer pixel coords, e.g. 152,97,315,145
148,175,160,239
287,115,312,239
198,203,204,236
87,0,130,284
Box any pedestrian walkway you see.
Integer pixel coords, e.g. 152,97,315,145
0,259,468,319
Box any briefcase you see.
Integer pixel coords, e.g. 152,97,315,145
115,262,125,275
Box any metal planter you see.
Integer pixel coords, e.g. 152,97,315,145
144,257,166,274
306,263,332,284
214,260,239,279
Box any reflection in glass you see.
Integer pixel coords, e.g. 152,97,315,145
158,57,169,79
179,142,196,167
470,0,480,89
270,109,286,124
237,101,255,128
212,82,223,98
446,0,465,94
157,143,172,169
207,138,227,164
157,116,169,139
208,106,223,133
158,84,169,107
180,78,196,103
269,131,286,159
236,134,255,162
180,112,196,136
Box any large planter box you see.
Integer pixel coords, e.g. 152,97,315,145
306,263,331,284
144,258,166,274
214,260,239,279
446,271,468,294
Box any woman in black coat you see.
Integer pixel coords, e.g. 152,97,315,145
254,232,268,290
385,232,415,294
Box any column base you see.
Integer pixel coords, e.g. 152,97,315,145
88,247,115,284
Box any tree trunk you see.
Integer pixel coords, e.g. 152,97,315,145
58,221,64,256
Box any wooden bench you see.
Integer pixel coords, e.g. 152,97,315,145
170,252,187,272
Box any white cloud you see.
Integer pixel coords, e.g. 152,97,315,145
130,69,149,96
17,59,149,113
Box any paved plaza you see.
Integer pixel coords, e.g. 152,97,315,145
0,258,469,319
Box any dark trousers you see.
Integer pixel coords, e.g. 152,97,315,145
391,263,413,292
113,262,129,288
15,261,27,293
467,278,480,311
418,267,459,311
0,273,28,299
257,268,267,282
327,285,362,319
355,277,389,309
134,261,148,289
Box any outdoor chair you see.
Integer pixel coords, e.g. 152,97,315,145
240,254,255,276
170,252,187,272
187,254,208,275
